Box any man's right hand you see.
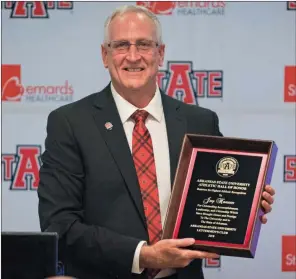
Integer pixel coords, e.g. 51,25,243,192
139,238,219,269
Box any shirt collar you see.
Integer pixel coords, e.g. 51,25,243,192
111,82,163,124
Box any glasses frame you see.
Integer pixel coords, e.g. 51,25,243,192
107,39,160,54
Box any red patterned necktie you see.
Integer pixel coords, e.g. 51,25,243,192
131,109,162,279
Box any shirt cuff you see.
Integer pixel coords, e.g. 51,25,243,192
131,240,147,274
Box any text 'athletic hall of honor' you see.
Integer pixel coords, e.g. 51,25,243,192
162,134,278,258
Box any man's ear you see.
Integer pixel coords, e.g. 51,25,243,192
158,44,165,67
101,44,108,68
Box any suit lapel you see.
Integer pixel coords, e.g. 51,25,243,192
161,94,187,187
92,85,147,228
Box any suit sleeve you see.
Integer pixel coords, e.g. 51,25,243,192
212,111,223,136
37,109,141,277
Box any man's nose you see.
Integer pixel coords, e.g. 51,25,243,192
126,45,141,61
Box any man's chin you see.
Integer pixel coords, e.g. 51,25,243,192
123,81,146,91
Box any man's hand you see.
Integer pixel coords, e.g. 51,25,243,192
139,238,219,269
261,184,275,224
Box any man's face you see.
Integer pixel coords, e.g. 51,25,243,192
101,12,165,92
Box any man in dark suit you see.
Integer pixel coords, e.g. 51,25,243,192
37,4,275,279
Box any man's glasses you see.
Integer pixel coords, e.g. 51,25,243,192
107,40,159,54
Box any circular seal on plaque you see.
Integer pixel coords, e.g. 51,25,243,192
216,156,239,178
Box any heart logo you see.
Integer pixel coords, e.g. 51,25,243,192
137,2,176,15
2,76,24,101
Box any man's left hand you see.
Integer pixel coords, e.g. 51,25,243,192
260,185,275,224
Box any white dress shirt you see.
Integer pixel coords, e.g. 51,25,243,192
111,83,176,278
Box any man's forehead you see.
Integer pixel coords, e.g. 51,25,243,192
108,12,156,40
112,11,152,24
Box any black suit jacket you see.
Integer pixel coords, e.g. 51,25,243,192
38,83,223,279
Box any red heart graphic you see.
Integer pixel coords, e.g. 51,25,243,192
137,1,176,15
2,76,24,101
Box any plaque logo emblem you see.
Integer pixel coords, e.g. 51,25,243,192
216,156,239,178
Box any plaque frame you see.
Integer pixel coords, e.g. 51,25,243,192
162,134,278,258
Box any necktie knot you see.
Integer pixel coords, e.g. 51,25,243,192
131,109,149,123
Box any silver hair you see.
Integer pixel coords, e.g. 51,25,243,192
103,5,163,44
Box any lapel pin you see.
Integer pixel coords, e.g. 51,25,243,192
105,122,113,131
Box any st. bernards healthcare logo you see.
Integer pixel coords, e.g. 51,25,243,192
158,61,223,105
284,155,296,183
2,145,41,191
2,1,73,18
137,1,226,16
284,66,296,102
1,64,74,102
282,235,296,272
